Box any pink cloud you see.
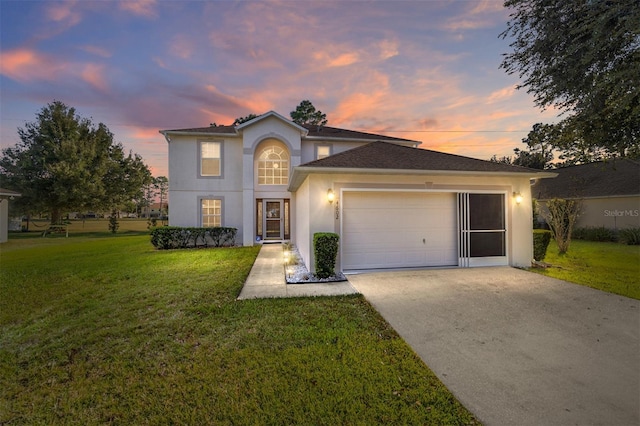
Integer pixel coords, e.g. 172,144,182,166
0,48,110,95
119,0,158,18
81,64,109,92
487,85,517,103
45,0,81,27
169,34,194,59
79,45,112,58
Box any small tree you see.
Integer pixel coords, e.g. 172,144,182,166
542,198,582,254
108,209,119,234
153,176,168,225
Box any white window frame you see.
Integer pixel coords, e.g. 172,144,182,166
200,198,222,227
199,141,223,178
258,143,289,185
315,144,332,160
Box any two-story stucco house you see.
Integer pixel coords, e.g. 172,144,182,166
160,111,555,272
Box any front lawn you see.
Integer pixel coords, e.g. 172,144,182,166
0,235,478,424
532,239,640,299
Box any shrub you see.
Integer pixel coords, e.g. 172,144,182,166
313,232,339,279
533,230,552,261
150,226,237,249
542,198,582,254
572,226,617,242
619,227,640,245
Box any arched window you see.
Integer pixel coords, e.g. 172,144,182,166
257,142,289,185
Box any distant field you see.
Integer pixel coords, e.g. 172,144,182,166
20,219,155,235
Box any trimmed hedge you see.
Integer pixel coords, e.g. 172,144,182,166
314,232,339,279
533,230,552,261
150,226,237,249
572,226,617,242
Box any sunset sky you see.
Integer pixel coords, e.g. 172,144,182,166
0,0,560,177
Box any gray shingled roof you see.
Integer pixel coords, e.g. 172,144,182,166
300,141,545,173
532,159,640,199
160,125,236,134
160,123,417,143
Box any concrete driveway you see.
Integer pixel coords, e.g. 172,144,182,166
347,267,639,426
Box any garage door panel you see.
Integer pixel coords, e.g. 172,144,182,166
342,192,457,270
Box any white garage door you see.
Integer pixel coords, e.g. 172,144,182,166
342,191,458,270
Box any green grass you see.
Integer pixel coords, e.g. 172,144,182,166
532,239,640,299
0,236,478,425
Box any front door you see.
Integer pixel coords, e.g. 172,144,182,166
264,200,283,240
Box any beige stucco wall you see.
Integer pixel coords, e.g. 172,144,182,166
293,178,311,270
167,115,384,246
294,172,535,272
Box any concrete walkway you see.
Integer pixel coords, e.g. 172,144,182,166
237,244,358,300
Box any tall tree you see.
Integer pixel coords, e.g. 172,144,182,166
290,100,328,126
500,0,640,158
0,101,152,224
515,122,556,169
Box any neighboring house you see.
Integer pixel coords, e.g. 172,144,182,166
141,203,166,219
0,188,21,243
160,111,555,272
531,159,640,230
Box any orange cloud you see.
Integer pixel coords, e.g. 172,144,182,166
313,51,360,68
0,48,58,82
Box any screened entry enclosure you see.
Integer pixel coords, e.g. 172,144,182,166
458,193,506,267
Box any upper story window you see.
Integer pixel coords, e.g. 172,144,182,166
258,142,289,185
200,141,221,177
316,145,331,160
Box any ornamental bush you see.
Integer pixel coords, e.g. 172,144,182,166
313,232,339,279
150,226,237,249
619,227,640,245
533,230,552,261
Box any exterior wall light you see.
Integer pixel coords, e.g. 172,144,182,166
327,189,335,204
513,191,523,204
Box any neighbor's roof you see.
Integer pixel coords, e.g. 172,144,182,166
289,141,556,191
0,188,21,199
532,159,640,199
